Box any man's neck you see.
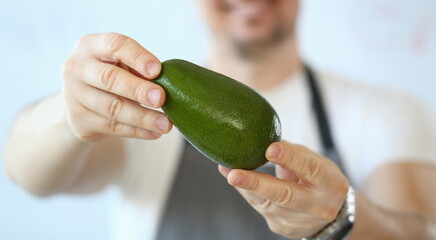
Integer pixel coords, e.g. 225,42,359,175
208,37,302,91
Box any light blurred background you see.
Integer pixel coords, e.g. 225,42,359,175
0,0,435,239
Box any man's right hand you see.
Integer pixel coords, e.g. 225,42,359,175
62,32,172,141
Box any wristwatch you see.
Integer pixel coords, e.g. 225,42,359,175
302,186,356,240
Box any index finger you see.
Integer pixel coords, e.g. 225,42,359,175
265,141,339,186
226,169,309,210
80,33,161,79
80,60,165,108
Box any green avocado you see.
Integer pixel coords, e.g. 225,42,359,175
154,59,281,170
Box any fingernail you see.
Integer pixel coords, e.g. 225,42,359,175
148,89,161,107
266,143,281,159
231,174,245,186
156,116,169,132
147,61,160,77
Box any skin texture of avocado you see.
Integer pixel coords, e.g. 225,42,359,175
154,59,281,170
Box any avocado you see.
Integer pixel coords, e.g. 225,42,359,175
154,59,281,169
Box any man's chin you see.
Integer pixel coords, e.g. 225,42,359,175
230,28,290,60
231,38,274,60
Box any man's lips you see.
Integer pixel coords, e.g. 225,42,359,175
225,0,275,20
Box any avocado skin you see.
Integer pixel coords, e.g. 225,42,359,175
154,59,281,170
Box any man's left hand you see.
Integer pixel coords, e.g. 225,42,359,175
218,140,349,239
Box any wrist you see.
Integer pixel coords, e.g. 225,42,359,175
302,186,356,240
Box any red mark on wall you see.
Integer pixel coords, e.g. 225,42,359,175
349,2,435,55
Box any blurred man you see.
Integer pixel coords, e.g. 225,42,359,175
4,0,436,239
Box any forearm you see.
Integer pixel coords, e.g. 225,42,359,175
349,192,436,240
3,94,92,196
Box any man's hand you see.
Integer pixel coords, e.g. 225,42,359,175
62,32,172,141
218,140,349,239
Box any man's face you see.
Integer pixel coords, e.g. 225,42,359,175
197,0,300,58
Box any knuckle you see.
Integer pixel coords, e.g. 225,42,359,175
134,128,144,138
283,146,302,173
98,65,118,91
108,120,121,135
140,111,154,129
62,58,77,76
303,157,321,179
69,123,103,142
108,97,124,121
291,144,324,180
334,182,349,199
276,185,296,206
285,147,296,164
134,86,147,103
319,206,338,223
76,132,103,142
78,34,92,45
67,114,104,142
131,50,147,67
257,198,273,211
250,177,261,192
135,128,153,139
105,33,129,54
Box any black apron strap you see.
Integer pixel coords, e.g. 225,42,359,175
304,65,349,178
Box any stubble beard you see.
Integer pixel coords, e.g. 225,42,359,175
230,20,293,61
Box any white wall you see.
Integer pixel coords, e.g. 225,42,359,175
0,0,434,239
299,0,436,108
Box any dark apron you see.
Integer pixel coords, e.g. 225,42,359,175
156,65,348,240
